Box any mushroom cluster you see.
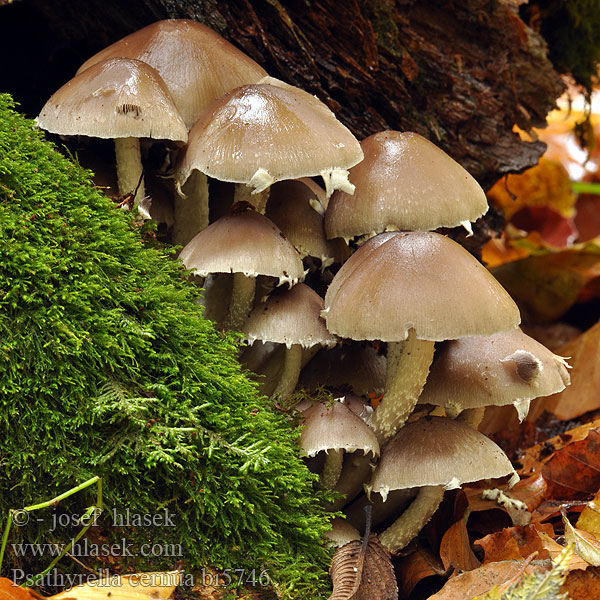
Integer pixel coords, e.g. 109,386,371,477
36,19,571,558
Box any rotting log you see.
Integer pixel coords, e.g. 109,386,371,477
1,0,564,190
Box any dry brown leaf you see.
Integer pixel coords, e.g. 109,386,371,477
427,560,545,600
439,514,481,574
0,580,43,600
328,534,398,600
562,566,600,599
395,546,446,598
474,523,553,564
538,321,600,420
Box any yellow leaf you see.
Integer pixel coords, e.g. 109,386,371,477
577,490,600,536
562,513,600,567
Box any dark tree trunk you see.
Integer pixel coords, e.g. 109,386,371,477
1,0,564,189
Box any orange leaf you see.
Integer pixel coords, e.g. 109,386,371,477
473,523,553,564
0,580,42,600
395,546,446,598
439,515,481,574
562,566,600,599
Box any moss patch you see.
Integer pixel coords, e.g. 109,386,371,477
0,94,331,598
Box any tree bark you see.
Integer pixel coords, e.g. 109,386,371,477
1,0,564,189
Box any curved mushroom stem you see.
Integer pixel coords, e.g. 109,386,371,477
223,273,256,331
370,330,435,443
378,485,444,553
455,407,485,429
114,137,145,205
320,449,344,489
234,184,270,214
325,453,375,511
271,343,303,406
173,170,209,246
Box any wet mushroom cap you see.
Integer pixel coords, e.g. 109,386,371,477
418,328,571,415
324,231,520,342
175,82,363,193
77,19,267,129
366,416,516,500
300,401,380,458
37,58,187,142
179,210,305,286
243,283,336,348
325,130,488,240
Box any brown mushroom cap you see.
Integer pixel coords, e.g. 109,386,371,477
243,283,336,349
174,83,364,195
418,329,571,419
324,231,520,342
179,210,305,286
77,19,267,129
300,400,380,458
366,417,516,501
325,131,488,241
37,58,187,142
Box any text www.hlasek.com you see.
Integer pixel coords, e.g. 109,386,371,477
11,538,182,558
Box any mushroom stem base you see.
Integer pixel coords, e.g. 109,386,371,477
223,273,256,331
320,449,344,489
272,344,303,407
173,171,209,246
371,332,435,443
114,137,145,205
379,485,444,553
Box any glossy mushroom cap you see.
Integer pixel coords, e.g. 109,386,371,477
37,58,187,142
300,400,380,459
179,210,305,287
77,19,267,129
366,416,517,502
324,231,520,342
325,131,488,240
243,283,336,349
418,329,571,420
175,82,364,195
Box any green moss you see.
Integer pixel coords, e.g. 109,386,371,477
0,94,332,598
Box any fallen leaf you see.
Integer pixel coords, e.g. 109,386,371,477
563,512,600,567
474,524,553,564
576,489,600,535
0,580,42,600
487,158,576,220
562,566,600,599
440,514,481,574
511,206,578,247
539,321,600,420
542,429,600,500
427,560,544,600
328,534,398,600
395,546,446,598
492,249,600,322
574,194,600,243
538,532,589,570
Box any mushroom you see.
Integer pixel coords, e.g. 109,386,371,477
174,81,364,216
36,58,187,204
301,399,380,489
365,416,517,552
179,209,305,330
323,231,521,442
418,328,571,425
243,283,336,404
325,130,488,243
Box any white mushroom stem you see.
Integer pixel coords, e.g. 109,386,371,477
379,485,445,553
223,273,256,331
326,454,374,511
370,330,435,443
320,449,344,489
271,343,303,405
234,184,270,214
114,137,145,205
173,171,209,246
